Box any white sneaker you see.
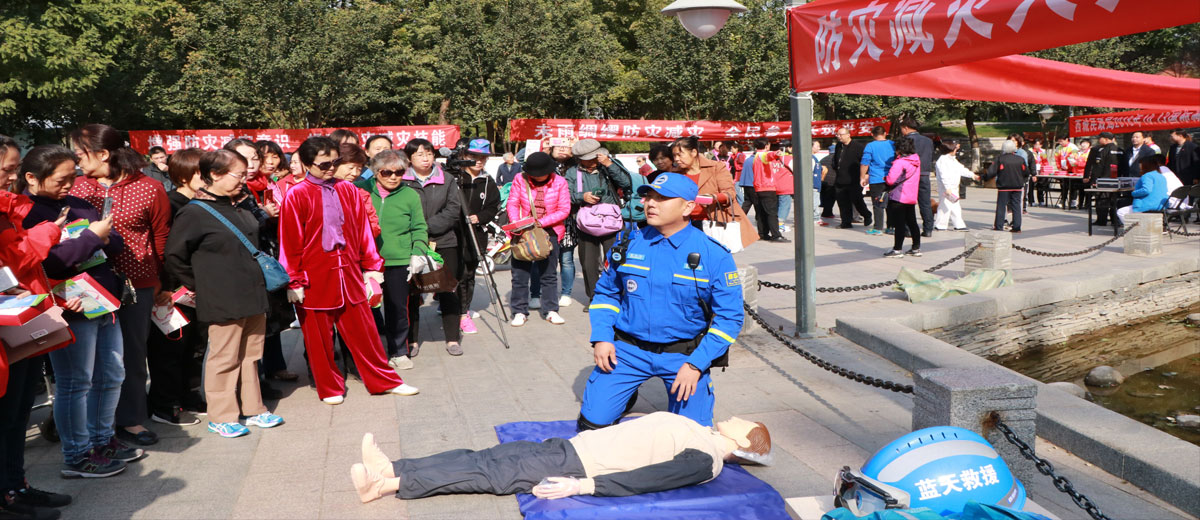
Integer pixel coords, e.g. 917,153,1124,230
388,356,413,370
470,311,480,318
546,311,565,325
529,297,541,310
387,383,419,396
558,295,573,307
322,395,344,405
511,313,527,327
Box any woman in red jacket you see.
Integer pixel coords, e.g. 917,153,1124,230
68,124,171,446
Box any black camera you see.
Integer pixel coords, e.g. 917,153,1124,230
442,140,478,172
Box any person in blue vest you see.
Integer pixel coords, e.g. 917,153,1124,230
578,173,744,430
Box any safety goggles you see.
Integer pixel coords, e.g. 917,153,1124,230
833,466,910,515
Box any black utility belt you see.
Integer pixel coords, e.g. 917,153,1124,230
615,328,702,356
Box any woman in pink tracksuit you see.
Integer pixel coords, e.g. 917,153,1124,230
884,137,923,258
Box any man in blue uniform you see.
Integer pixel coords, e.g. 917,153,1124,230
578,173,744,430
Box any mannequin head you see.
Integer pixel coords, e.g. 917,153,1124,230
715,417,772,465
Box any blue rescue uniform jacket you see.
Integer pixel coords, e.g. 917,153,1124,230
588,224,744,371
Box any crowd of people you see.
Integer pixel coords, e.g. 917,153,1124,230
1,118,1196,518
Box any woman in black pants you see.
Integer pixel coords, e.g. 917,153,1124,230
883,138,923,258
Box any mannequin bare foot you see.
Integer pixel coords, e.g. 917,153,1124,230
361,433,395,478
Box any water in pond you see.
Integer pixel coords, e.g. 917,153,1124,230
994,303,1200,446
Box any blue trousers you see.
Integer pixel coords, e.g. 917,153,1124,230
579,340,715,427
49,316,125,464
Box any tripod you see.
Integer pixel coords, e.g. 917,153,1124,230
455,172,512,349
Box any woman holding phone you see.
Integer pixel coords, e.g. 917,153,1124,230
18,145,142,477
68,124,171,447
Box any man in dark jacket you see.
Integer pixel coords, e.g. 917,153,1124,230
498,152,522,185
900,118,934,236
831,128,871,229
453,139,502,335
1084,132,1123,226
1119,131,1156,178
142,146,174,191
1168,129,1199,186
982,141,1029,233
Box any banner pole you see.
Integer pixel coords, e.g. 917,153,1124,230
788,0,817,336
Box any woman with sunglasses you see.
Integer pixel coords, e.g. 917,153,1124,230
279,137,416,404
354,150,428,370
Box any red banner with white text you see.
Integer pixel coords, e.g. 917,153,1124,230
128,125,460,154
1069,109,1200,136
508,118,889,142
788,0,1200,91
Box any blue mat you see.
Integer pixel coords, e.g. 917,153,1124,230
494,419,789,520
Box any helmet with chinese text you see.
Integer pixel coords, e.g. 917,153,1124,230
859,426,1026,515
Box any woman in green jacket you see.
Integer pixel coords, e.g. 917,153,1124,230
355,150,429,370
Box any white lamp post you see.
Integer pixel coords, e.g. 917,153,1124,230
664,0,818,335
1037,106,1057,122
660,0,748,40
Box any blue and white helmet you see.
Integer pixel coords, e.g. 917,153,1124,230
860,426,1026,515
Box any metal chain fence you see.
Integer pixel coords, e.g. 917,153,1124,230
994,420,1113,520
1010,222,1137,258
1165,225,1200,237
742,304,914,394
758,245,980,294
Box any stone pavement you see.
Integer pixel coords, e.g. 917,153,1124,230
20,186,1195,519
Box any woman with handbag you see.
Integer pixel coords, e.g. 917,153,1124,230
17,145,142,478
399,139,467,356
507,152,570,326
563,139,631,308
164,150,285,438
670,136,757,251
68,124,171,447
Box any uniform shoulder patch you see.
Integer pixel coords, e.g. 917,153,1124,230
724,271,741,287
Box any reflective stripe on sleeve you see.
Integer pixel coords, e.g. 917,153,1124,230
707,327,735,343
590,304,620,313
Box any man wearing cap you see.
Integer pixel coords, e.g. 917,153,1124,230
453,139,502,335
565,138,633,309
578,173,744,430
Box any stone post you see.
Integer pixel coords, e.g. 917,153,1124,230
739,265,758,335
1123,213,1163,256
964,230,1012,272
913,366,1037,485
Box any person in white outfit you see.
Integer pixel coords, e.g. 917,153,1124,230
933,139,973,231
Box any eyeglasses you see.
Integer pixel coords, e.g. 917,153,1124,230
376,169,403,178
313,159,342,171
227,171,246,181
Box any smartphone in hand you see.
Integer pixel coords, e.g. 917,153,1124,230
101,197,114,219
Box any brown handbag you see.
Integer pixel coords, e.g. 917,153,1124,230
410,241,459,294
0,305,74,363
511,180,553,262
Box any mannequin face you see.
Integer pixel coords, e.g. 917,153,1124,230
715,417,758,449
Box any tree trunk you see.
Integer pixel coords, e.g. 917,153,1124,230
438,98,451,125
965,105,981,172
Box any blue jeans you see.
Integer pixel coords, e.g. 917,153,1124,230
531,244,575,299
777,194,793,225
49,317,125,464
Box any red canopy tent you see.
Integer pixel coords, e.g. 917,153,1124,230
816,54,1200,110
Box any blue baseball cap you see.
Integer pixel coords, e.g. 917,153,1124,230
467,138,491,154
637,173,698,201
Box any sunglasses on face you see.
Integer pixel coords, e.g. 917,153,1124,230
376,169,403,178
313,159,342,171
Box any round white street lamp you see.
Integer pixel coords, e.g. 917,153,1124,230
660,0,749,40
1038,106,1057,122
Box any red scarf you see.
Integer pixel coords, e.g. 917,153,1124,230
246,174,271,198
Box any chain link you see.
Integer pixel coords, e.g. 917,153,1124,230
1165,225,1200,237
743,304,914,393
1011,222,1136,258
757,245,980,294
993,421,1113,520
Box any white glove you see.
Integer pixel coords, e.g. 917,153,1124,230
363,271,384,286
286,287,305,303
531,477,581,500
409,255,438,275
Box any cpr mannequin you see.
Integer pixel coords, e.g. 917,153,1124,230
351,412,771,503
